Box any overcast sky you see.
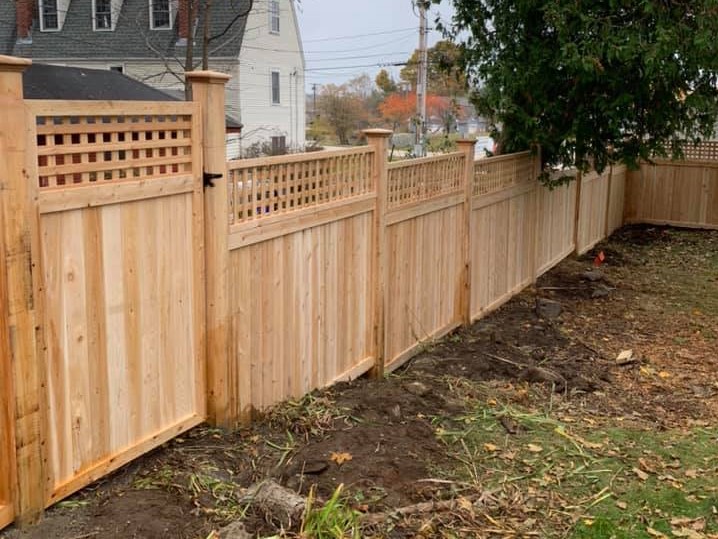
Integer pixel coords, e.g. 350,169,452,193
296,0,455,91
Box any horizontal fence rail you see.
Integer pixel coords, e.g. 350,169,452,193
227,147,375,224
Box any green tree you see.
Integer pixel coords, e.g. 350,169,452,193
400,40,468,97
375,69,398,95
438,0,718,178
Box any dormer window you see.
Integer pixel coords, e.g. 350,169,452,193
269,0,280,34
150,0,174,30
40,0,59,31
94,0,112,30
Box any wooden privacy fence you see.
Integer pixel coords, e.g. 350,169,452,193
625,147,718,229
1,56,694,530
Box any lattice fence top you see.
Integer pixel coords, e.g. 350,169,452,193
473,151,535,196
677,141,718,161
28,101,197,190
227,147,375,224
386,152,466,210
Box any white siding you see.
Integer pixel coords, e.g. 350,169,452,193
236,0,306,154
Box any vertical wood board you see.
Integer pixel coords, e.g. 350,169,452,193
40,192,203,500
384,204,464,367
229,211,374,415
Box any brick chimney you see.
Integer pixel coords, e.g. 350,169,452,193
177,0,193,41
16,0,36,39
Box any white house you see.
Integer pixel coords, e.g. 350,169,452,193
0,0,306,158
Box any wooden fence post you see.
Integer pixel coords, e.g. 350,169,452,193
531,145,542,283
187,71,233,427
364,129,392,378
0,55,47,525
573,170,583,254
456,139,476,325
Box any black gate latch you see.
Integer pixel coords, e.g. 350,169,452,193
203,172,223,189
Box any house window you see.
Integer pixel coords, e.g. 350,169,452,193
271,136,287,155
271,71,280,104
269,0,280,34
151,0,172,29
94,0,112,30
40,0,59,30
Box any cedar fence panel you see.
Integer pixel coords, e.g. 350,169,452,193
625,158,718,229
535,178,578,276
27,100,206,508
384,153,467,371
576,169,611,254
470,153,538,319
225,150,377,417
607,165,627,235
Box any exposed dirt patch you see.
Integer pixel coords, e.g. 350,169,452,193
3,225,717,539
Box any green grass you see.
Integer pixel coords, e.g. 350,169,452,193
432,386,718,538
301,484,361,539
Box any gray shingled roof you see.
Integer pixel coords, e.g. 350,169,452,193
9,0,250,60
23,63,242,129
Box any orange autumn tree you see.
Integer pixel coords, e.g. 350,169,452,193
379,93,463,134
379,93,416,131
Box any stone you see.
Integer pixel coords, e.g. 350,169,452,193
404,381,430,397
218,520,252,539
581,269,604,282
591,285,611,299
535,298,562,319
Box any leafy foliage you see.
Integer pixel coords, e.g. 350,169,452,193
438,0,718,177
400,40,469,97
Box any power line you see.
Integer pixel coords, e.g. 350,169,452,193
302,27,418,43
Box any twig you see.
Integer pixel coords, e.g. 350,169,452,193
482,352,526,369
361,491,496,525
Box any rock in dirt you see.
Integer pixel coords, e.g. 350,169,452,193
244,480,306,527
217,521,252,539
591,284,611,299
581,269,604,282
519,366,564,388
615,349,637,366
535,298,562,319
404,381,430,397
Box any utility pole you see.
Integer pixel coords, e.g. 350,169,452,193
312,83,318,122
415,0,428,157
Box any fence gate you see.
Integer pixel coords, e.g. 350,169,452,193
28,100,206,506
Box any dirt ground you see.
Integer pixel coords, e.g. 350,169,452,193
3,225,717,539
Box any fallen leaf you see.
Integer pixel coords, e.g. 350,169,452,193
658,371,671,379
685,469,699,478
633,467,649,481
330,452,353,465
616,501,628,510
484,443,499,452
527,443,543,453
583,519,595,526
646,527,668,538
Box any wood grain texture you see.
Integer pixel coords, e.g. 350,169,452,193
625,161,717,228
0,175,15,530
40,192,202,499
576,170,611,254
384,203,464,370
228,211,374,416
536,181,578,276
471,185,537,320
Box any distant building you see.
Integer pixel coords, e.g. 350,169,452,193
0,0,306,158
